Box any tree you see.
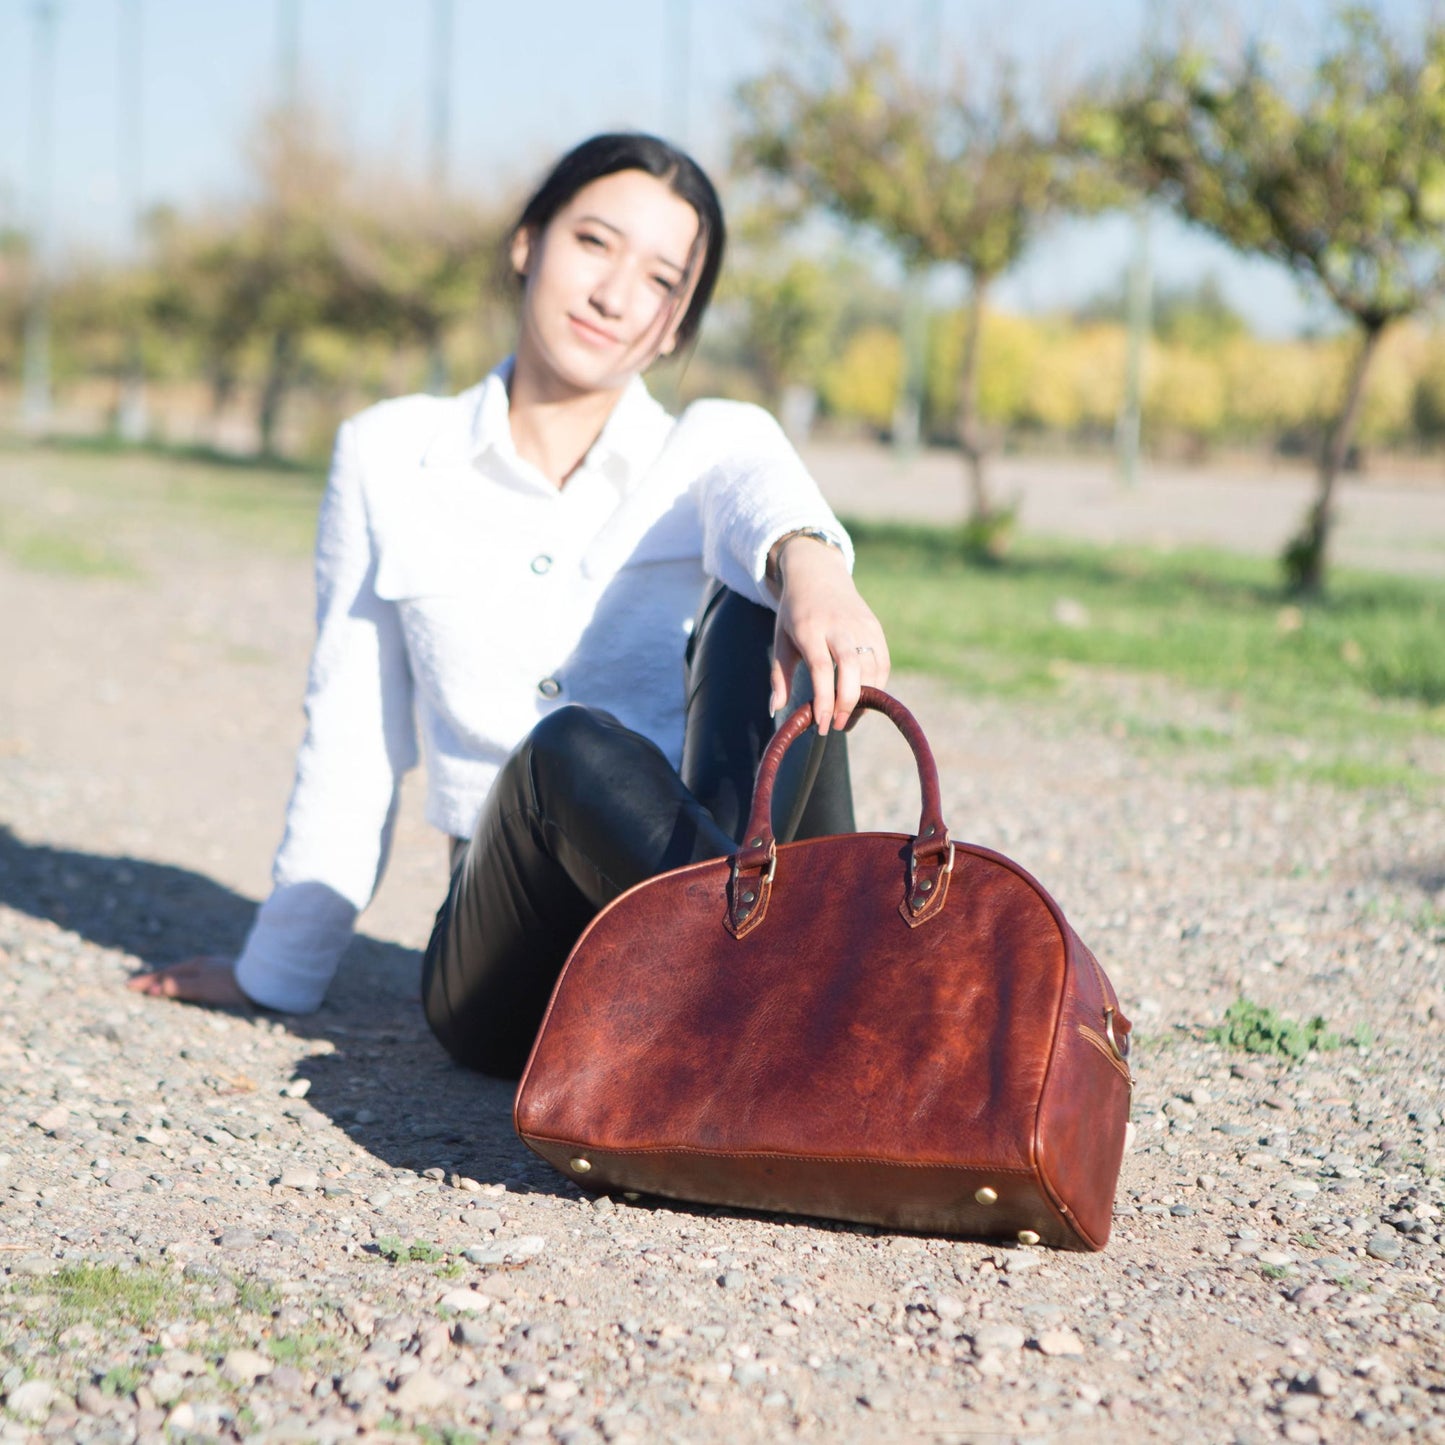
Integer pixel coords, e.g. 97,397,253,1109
1073,9,1445,593
146,110,503,455
734,5,1081,552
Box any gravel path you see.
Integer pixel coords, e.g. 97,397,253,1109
1,461,1443,1444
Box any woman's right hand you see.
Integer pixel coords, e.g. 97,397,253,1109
126,955,252,1008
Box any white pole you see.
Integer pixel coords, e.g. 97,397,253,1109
22,0,58,434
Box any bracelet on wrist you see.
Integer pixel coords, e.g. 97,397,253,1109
766,527,842,587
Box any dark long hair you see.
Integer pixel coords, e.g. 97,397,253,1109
511,133,726,350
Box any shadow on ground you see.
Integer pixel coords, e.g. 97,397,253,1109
0,824,545,1191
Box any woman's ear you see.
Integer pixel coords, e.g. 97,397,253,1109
509,227,532,280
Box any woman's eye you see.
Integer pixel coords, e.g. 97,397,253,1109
652,275,680,295
577,231,606,250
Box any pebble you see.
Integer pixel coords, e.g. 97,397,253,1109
1365,1234,1403,1261
1034,1329,1085,1357
971,1325,1026,1355
220,1350,274,1386
277,1166,320,1191
439,1288,491,1314
3,1380,65,1422
391,1370,454,1411
104,1169,146,1192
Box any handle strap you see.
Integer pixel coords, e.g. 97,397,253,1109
726,687,953,937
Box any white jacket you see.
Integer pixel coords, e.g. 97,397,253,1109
234,366,852,1012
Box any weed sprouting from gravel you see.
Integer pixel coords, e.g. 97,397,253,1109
374,1236,444,1265
1207,997,1366,1058
40,1263,179,1330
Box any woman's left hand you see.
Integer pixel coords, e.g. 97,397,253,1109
769,536,891,734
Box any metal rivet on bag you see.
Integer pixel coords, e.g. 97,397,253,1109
974,1187,998,1205
1017,1229,1041,1246
749,837,763,848
570,1158,592,1174
918,879,932,892
742,891,756,904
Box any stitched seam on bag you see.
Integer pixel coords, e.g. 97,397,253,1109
1077,1025,1133,1085
520,1138,1038,1172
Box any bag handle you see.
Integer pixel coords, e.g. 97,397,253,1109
727,686,954,937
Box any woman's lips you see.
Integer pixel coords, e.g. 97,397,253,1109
567,315,621,347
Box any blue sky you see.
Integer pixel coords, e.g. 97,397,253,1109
0,0,1428,336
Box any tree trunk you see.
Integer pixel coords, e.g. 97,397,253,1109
257,329,297,457
955,277,991,521
1286,319,1384,595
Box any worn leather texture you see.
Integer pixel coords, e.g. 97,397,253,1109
514,688,1132,1250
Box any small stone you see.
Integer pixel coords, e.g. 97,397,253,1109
1035,1329,1085,1357
469,1208,503,1233
462,1247,505,1267
33,1106,69,1133
717,1270,745,1290
1280,1394,1321,1418
9,1254,53,1277
5,1379,65,1422
1256,1249,1296,1268
220,1349,274,1386
450,1175,482,1192
1365,1234,1402,1261
105,1170,146,1192
971,1324,1026,1355
439,1289,491,1315
339,1365,382,1403
268,1364,306,1393
278,1166,320,1191
452,1319,489,1347
784,1294,815,1315
146,1369,184,1405
508,1234,546,1259
1303,1367,1342,1398
280,1078,311,1098
1289,1283,1336,1306
391,1369,454,1411
164,1403,196,1434
217,1228,258,1250
935,1294,966,1321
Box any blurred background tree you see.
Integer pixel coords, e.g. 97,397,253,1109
1072,8,1445,593
734,2,1092,557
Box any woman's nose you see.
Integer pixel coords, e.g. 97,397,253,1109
589,265,631,319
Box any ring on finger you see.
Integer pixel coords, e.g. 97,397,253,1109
854,644,874,656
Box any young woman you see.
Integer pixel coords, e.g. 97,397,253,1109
129,133,891,1074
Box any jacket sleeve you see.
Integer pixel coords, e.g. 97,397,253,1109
234,419,419,1012
679,400,854,608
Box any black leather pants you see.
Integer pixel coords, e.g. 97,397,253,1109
420,583,853,1079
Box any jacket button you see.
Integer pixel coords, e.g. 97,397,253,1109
531,554,553,575
537,677,562,699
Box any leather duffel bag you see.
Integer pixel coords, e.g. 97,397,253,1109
514,687,1133,1250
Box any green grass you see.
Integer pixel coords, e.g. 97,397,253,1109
850,519,1445,791
30,1263,180,1331
0,439,325,564
3,442,1441,793
0,514,141,578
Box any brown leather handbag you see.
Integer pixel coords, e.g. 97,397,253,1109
514,688,1133,1250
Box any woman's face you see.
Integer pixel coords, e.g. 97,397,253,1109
510,168,703,399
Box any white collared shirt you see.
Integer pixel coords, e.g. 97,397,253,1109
234,365,852,1012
